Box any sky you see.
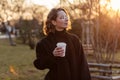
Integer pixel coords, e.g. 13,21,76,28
31,0,60,9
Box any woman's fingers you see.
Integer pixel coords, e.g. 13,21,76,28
53,47,64,57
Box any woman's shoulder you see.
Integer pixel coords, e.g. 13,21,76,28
37,34,53,45
67,32,79,39
36,36,48,45
67,32,82,43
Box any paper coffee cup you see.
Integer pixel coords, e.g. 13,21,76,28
56,42,67,57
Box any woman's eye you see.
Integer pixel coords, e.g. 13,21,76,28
59,16,63,19
60,16,66,19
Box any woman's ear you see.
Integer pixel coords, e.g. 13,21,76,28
52,20,56,26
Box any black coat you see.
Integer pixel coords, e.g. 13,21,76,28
34,30,91,80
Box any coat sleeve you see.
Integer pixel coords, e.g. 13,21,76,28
33,42,56,70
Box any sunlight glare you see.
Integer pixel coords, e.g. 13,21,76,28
31,0,59,9
110,0,120,10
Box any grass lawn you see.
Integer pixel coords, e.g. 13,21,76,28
0,39,48,80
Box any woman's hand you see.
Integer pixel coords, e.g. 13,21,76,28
53,47,64,57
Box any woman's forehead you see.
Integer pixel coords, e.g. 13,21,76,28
57,10,67,16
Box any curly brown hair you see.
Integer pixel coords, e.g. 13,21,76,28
43,7,71,35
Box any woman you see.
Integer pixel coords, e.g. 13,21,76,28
33,7,91,80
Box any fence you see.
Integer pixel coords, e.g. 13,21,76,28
88,63,120,80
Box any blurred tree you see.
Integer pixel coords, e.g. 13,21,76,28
59,0,120,63
69,19,82,39
17,18,42,49
0,0,48,49
89,0,120,63
0,0,24,21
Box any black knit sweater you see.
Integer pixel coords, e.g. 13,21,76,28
34,30,91,80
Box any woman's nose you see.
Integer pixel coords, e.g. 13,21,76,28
65,17,68,21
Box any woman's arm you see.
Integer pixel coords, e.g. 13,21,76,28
33,42,56,70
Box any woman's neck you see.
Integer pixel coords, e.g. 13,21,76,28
55,27,65,31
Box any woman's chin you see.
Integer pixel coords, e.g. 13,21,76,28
62,26,67,28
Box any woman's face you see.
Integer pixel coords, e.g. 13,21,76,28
52,10,68,31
